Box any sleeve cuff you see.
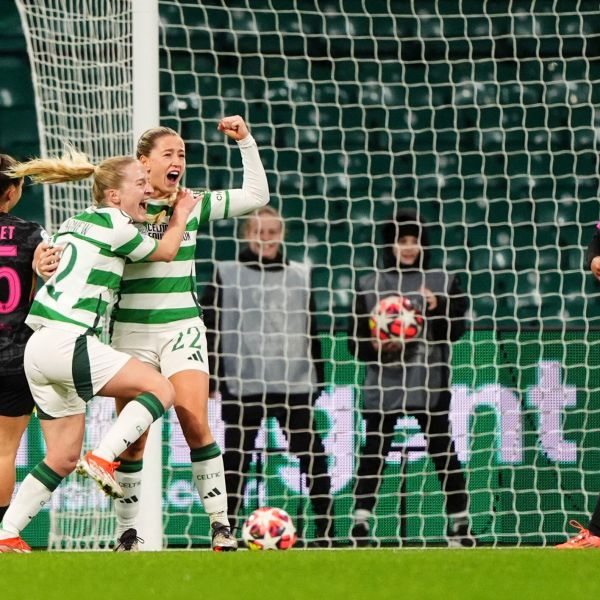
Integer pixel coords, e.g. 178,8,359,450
236,134,256,148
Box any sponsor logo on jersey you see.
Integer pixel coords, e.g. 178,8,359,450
147,222,191,241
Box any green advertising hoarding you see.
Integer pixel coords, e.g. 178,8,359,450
17,329,600,547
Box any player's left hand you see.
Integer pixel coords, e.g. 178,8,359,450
420,286,438,311
218,115,250,141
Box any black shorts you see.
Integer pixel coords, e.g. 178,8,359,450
0,370,35,417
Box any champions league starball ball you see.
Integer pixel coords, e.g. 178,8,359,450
241,507,297,550
369,295,424,343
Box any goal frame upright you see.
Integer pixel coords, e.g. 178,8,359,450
131,0,162,553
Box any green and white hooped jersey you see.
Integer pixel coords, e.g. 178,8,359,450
26,206,157,335
112,134,270,333
112,191,230,330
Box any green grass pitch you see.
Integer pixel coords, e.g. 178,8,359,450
2,548,598,600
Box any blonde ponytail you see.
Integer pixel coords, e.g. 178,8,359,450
7,147,138,206
8,145,96,184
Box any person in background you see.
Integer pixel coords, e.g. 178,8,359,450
348,207,475,548
201,205,334,546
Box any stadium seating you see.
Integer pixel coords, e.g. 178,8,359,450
3,1,599,329
0,52,38,157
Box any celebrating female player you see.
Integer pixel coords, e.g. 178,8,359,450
108,115,269,551
0,149,197,552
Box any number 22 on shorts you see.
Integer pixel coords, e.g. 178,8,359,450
171,326,203,352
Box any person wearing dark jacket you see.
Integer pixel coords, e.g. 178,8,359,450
0,154,53,525
201,205,334,545
348,207,474,547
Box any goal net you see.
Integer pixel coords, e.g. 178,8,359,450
16,0,600,548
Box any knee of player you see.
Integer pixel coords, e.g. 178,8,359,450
48,451,79,476
150,377,176,410
65,456,80,474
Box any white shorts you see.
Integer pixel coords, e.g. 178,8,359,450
24,327,131,419
111,322,209,378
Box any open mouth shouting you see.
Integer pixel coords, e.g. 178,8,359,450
166,169,181,187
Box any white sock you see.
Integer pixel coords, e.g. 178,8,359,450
94,394,163,462
114,461,143,537
1,463,61,537
190,443,229,527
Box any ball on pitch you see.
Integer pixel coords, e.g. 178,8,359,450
241,507,297,550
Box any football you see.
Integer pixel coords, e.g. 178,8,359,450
369,295,424,343
241,507,297,550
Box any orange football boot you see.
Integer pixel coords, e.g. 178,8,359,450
75,451,123,498
0,536,32,553
555,520,600,549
